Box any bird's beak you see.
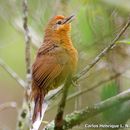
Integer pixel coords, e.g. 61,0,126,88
62,14,75,24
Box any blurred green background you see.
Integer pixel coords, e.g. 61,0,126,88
0,0,130,130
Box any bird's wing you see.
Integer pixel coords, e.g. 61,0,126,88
32,44,69,90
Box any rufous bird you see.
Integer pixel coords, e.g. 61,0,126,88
31,14,78,123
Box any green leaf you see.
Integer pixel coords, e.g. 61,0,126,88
101,82,119,100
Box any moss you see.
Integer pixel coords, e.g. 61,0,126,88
21,109,27,118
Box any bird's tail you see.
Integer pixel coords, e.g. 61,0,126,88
30,95,48,130
32,90,44,123
30,87,48,130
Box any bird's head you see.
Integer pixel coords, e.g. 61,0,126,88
45,14,75,35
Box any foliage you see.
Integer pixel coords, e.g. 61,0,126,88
101,82,121,123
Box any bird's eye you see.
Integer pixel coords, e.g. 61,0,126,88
57,20,62,25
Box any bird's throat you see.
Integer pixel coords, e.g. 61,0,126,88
44,31,73,48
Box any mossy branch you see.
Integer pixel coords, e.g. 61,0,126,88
16,0,31,129
45,88,130,130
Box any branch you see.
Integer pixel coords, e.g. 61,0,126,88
73,16,130,82
45,86,63,101
23,0,31,84
54,75,72,130
0,58,25,88
44,88,130,130
16,0,31,129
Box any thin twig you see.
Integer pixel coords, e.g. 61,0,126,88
0,102,17,112
45,88,130,130
0,58,25,88
73,17,130,82
67,72,121,101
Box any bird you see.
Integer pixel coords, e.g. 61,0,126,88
30,14,78,123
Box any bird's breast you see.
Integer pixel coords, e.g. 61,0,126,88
53,46,78,89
